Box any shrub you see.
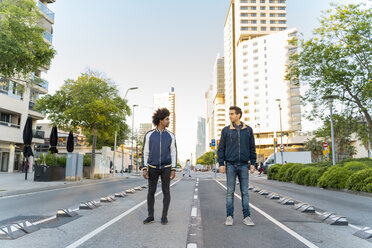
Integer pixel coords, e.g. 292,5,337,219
363,177,372,192
56,156,66,167
306,167,328,186
277,163,300,181
284,164,307,182
343,161,369,171
346,169,372,191
267,164,282,180
83,155,92,167
339,158,372,167
45,151,57,166
37,153,45,165
293,167,314,185
317,166,353,189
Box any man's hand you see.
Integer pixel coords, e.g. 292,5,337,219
219,166,226,174
249,165,255,174
170,170,176,180
143,169,149,179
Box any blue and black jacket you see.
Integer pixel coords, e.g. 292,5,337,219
217,122,257,166
142,128,177,170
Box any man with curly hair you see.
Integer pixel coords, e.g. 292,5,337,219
142,108,177,225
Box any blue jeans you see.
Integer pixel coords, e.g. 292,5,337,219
226,163,250,218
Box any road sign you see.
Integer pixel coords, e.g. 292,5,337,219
211,139,216,147
323,142,328,148
120,144,124,151
280,144,284,149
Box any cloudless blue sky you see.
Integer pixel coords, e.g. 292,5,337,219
45,0,369,162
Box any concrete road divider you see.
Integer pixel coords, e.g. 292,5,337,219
89,200,101,208
0,224,27,239
279,198,295,205
100,197,113,203
134,186,142,191
14,221,40,234
108,195,117,201
114,192,126,198
323,215,348,225
248,186,254,190
57,208,78,217
266,194,280,200
353,227,372,241
253,188,261,192
79,202,96,210
141,185,148,189
259,190,270,196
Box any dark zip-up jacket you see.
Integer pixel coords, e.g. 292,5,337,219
142,128,177,170
217,122,257,166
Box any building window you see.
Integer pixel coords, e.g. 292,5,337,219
241,27,249,31
270,20,276,24
260,13,266,17
261,27,266,31
270,27,276,31
241,13,248,17
279,7,286,10
279,13,286,17
279,20,286,24
261,20,266,24
260,6,266,10
270,13,275,17
270,7,275,10
241,20,248,24
260,0,265,3
279,27,286,31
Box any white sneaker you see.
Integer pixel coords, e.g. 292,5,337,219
225,216,233,226
243,216,255,226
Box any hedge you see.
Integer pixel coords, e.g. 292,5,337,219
277,163,302,182
293,167,314,185
267,164,282,180
284,164,307,182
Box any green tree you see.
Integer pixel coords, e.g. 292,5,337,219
304,137,324,162
35,72,130,178
0,0,56,83
197,151,215,170
286,3,372,145
315,114,357,161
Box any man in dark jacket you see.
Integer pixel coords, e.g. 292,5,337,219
218,106,257,226
142,108,177,225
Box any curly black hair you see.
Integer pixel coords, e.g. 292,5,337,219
152,108,170,126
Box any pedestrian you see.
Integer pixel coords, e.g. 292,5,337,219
259,162,264,175
186,159,191,177
218,106,257,226
142,108,177,225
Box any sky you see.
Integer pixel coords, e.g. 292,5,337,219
44,0,369,162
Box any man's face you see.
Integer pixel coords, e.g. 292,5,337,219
229,110,241,123
160,116,170,127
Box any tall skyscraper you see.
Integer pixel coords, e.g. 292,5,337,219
195,117,206,160
139,123,153,142
0,0,56,173
153,87,176,134
224,0,287,107
213,55,226,141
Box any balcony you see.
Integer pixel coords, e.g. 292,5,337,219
43,31,53,44
33,129,45,139
38,1,55,22
31,74,49,91
0,121,20,129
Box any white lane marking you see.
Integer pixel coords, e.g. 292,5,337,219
197,178,199,182
65,179,181,248
187,243,197,248
0,178,129,200
215,180,319,248
195,188,198,192
32,215,57,225
191,207,197,217
194,195,198,200
348,224,363,230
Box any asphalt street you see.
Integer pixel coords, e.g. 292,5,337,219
0,172,371,248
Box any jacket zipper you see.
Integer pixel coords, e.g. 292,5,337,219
159,130,162,167
238,129,241,163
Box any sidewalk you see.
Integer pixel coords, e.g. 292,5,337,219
0,172,132,197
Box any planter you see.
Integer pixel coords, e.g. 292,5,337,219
34,165,65,181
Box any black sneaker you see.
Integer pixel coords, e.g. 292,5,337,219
161,217,168,225
143,217,154,224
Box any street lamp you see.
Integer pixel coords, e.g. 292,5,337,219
131,104,139,174
255,123,261,165
124,87,139,99
275,99,284,165
323,95,338,165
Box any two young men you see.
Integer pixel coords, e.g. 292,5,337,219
142,108,177,225
218,106,257,226
142,106,256,227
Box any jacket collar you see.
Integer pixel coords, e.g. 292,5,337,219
156,127,166,133
230,122,248,130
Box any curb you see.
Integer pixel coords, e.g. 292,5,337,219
0,176,130,198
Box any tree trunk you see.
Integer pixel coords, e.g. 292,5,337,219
90,123,97,179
